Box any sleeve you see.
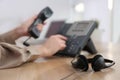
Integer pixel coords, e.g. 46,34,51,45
0,29,21,44
0,42,41,69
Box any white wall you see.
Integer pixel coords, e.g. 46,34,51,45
82,0,111,42
0,0,118,43
112,0,120,43
0,0,71,39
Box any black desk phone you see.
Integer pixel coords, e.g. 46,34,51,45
23,7,53,46
56,21,99,57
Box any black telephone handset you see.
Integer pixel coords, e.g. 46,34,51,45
56,21,99,57
23,7,53,46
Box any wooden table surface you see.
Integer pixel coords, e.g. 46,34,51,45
0,42,119,80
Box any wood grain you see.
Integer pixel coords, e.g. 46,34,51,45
0,42,119,80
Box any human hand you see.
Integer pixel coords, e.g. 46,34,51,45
17,15,44,36
40,35,67,57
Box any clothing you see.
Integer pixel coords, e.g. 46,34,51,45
0,31,40,69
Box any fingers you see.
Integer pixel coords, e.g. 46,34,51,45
49,35,67,51
59,43,66,50
54,35,67,50
28,15,37,23
37,24,44,31
31,15,46,31
32,15,37,19
36,22,46,31
43,22,46,25
50,34,67,45
54,34,67,41
59,40,66,44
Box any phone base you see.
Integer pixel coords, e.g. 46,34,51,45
55,38,97,57
83,38,97,54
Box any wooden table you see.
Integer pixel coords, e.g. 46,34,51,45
0,42,119,80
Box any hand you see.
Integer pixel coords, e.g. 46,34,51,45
16,15,44,36
5,15,45,43
40,35,67,57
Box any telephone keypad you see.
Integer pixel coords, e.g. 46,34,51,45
60,36,85,55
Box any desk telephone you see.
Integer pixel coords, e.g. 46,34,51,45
23,6,98,57
56,21,99,57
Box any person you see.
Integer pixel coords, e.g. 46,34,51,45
0,16,67,69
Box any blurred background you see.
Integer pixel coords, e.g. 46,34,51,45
0,0,119,44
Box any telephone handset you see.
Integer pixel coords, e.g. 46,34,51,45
56,21,99,57
23,7,53,46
